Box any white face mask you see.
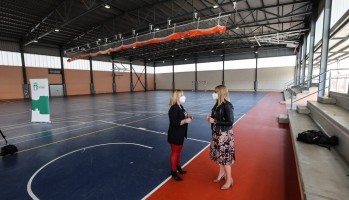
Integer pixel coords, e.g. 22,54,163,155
212,92,218,100
179,96,186,103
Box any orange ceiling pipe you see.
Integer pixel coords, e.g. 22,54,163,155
67,25,226,62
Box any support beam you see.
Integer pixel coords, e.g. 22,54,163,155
172,60,175,91
318,0,332,97
195,57,198,91
254,50,258,91
89,57,94,95
297,44,303,85
130,58,134,92
154,61,156,91
222,52,225,85
302,35,308,84
59,47,67,96
19,40,29,99
307,2,317,88
144,60,148,91
112,54,116,94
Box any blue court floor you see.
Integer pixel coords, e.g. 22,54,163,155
0,91,267,200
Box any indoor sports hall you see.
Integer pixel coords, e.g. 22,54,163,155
0,0,348,200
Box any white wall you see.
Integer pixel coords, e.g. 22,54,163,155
258,67,294,90
224,69,255,90
156,66,294,91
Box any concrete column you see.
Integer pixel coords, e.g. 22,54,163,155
318,0,332,96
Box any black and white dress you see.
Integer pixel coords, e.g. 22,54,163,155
209,101,235,165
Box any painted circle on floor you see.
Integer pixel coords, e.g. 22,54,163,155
27,143,153,200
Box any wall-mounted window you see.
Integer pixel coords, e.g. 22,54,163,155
315,11,324,46
24,53,60,68
331,0,349,28
0,50,21,66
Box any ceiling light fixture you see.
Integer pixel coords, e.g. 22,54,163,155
211,50,214,53
104,4,110,9
155,28,160,31
213,5,219,8
33,40,38,43
221,41,225,44
54,28,60,32
185,58,187,61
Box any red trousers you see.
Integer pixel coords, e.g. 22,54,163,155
170,144,183,171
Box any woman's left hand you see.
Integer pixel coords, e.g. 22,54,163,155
206,116,215,124
188,115,194,120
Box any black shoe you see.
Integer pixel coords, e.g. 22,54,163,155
176,165,187,174
171,171,183,181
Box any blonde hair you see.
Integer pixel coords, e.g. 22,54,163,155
215,85,230,106
169,89,184,106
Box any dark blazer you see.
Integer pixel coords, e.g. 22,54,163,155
211,101,234,132
168,103,188,145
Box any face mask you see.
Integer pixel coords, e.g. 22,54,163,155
212,93,218,100
179,96,186,103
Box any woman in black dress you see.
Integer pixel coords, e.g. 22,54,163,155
206,85,235,190
168,89,193,181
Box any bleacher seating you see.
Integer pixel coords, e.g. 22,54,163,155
287,91,349,200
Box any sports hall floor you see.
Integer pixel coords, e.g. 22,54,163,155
0,91,300,200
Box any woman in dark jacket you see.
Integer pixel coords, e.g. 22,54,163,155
168,89,193,181
206,85,235,190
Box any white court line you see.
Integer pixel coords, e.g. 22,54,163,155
141,143,210,200
27,143,153,200
98,120,210,144
0,113,120,130
0,110,31,117
3,121,87,132
8,116,141,141
8,122,90,140
140,114,246,199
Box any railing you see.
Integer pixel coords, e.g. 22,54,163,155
287,68,349,109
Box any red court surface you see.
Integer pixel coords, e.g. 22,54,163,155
147,92,301,200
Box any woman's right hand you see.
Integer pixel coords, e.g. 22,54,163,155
185,118,192,124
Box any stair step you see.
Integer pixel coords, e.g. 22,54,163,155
317,96,336,104
307,101,349,165
329,91,349,111
278,114,289,123
297,105,310,114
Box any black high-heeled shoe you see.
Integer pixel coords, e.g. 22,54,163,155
171,171,183,181
176,165,187,174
